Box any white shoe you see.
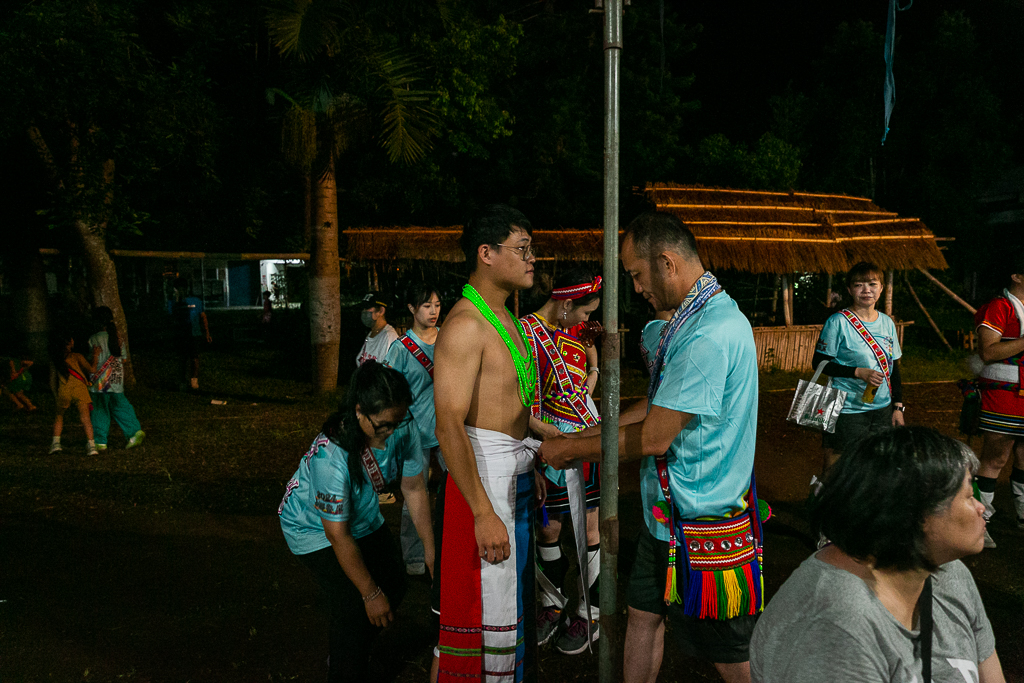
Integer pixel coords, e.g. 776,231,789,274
87,443,99,456
48,442,62,454
983,528,997,549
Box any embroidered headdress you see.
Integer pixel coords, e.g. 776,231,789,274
551,276,603,300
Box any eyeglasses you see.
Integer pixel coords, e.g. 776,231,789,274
367,412,413,435
494,243,537,261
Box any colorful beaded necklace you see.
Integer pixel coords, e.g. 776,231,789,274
462,284,537,407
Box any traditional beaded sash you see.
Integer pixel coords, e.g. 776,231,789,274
840,309,892,394
399,333,434,379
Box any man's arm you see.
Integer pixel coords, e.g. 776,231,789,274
401,473,436,580
541,404,691,469
979,650,1006,683
978,326,1024,363
433,312,510,564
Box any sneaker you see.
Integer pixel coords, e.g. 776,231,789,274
983,528,997,549
87,444,99,456
554,615,598,655
96,444,108,452
126,430,146,449
537,606,563,646
378,493,396,505
48,442,62,454
406,562,426,576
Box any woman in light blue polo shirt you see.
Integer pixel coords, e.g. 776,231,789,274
278,361,434,682
813,262,905,477
385,283,442,576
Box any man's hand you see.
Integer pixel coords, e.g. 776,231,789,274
474,511,511,564
534,469,548,509
364,590,394,628
854,367,884,386
531,419,563,441
891,408,905,427
539,437,576,471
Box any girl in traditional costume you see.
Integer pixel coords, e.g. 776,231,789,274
48,332,99,455
520,267,603,654
278,361,435,682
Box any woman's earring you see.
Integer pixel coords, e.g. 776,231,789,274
562,309,568,320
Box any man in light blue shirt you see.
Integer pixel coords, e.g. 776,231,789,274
541,212,759,683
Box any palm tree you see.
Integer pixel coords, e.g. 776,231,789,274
266,0,438,392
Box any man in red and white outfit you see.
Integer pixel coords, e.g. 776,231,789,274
973,261,1024,547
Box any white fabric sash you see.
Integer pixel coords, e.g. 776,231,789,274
465,425,539,681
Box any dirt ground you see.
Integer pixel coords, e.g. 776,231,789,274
1,350,1022,682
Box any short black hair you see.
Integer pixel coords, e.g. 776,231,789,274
845,262,884,288
405,283,442,310
460,204,533,273
811,426,978,572
623,211,700,262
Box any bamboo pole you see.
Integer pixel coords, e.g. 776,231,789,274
916,267,977,314
884,270,894,316
781,274,794,326
825,273,833,309
905,273,953,351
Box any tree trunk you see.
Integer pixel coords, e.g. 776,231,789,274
11,249,50,364
308,157,341,393
75,218,136,388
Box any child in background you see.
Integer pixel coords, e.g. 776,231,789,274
89,306,145,451
49,333,99,455
2,355,36,411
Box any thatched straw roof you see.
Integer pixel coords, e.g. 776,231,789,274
647,184,947,274
343,185,948,274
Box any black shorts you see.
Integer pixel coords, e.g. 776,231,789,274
543,464,601,514
627,525,757,664
821,404,893,454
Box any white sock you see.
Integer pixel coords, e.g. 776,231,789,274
1011,479,1024,519
51,436,60,445
578,546,601,620
87,439,95,447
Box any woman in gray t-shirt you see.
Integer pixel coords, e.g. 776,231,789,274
751,427,1005,683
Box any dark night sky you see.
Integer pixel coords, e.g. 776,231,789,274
673,0,1009,142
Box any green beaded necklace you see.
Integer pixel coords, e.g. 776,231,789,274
462,284,537,407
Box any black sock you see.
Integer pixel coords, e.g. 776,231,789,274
1011,467,1024,484
976,475,997,493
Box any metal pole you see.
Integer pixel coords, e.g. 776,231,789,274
599,1,622,680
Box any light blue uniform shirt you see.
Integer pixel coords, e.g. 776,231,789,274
279,420,424,555
816,311,902,414
639,294,759,541
384,329,439,449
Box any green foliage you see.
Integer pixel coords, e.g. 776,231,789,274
0,0,217,237
690,132,801,191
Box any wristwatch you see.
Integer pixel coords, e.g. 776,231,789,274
894,404,906,413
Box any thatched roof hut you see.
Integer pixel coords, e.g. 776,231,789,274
343,184,947,274
647,184,947,274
